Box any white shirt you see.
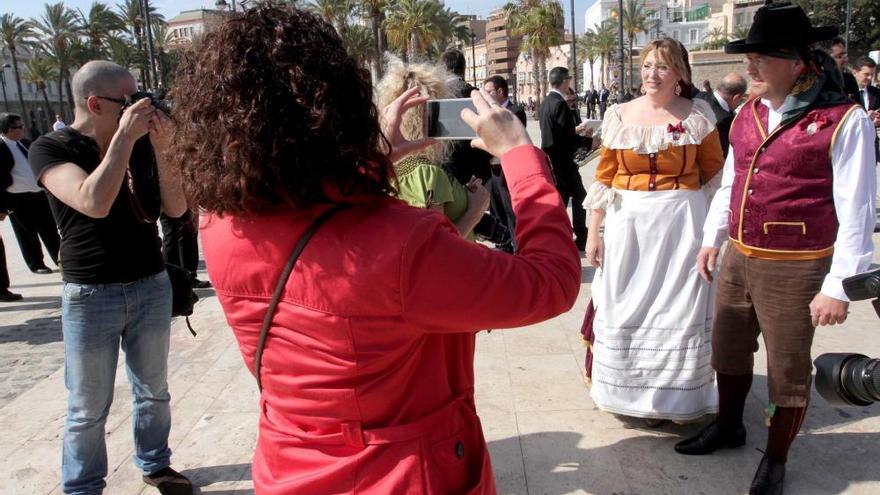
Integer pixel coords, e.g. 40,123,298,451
52,120,66,131
1,135,42,194
713,91,731,112
702,99,877,301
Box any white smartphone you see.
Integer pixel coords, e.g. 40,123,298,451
424,98,479,140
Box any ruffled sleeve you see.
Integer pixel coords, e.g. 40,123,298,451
583,145,619,210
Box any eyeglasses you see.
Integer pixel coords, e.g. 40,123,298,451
9,124,24,130
642,63,672,75
742,56,771,68
91,95,127,105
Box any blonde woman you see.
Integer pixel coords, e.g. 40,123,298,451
581,38,725,423
376,58,489,237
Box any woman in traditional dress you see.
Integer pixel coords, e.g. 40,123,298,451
581,38,725,423
375,58,490,238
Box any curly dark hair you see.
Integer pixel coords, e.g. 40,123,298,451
167,3,394,215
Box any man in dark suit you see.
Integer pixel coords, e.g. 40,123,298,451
586,86,599,119
440,49,493,184
598,83,610,119
830,37,861,102
539,67,592,250
695,72,748,158
483,75,525,252
852,56,880,162
0,113,60,274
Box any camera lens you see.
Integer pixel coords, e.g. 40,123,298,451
815,353,880,407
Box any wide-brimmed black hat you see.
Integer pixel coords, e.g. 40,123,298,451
724,2,838,54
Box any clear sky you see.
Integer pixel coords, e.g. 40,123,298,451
7,0,598,34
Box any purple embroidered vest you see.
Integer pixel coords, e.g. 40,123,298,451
727,99,859,255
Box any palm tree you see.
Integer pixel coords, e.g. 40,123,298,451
426,7,469,60
504,0,564,103
618,0,652,90
116,0,164,89
343,23,376,68
702,26,727,50
31,2,81,117
593,20,617,87
106,33,138,69
357,0,387,79
23,57,57,118
384,0,443,62
78,2,125,58
309,0,354,37
0,14,35,116
577,29,599,89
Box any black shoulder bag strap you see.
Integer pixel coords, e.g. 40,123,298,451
253,204,351,392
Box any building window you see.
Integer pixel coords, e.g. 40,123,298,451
672,30,679,40
689,29,698,43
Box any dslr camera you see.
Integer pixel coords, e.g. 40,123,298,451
813,268,880,407
124,90,172,115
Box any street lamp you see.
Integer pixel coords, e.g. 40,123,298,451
569,0,577,97
0,63,10,112
470,31,477,87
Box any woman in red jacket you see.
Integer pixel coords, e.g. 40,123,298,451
167,5,581,494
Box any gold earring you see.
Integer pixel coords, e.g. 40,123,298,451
674,82,682,95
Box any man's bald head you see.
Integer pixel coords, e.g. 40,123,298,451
71,61,136,110
717,72,747,98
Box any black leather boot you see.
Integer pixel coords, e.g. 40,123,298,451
673,420,746,455
749,455,785,495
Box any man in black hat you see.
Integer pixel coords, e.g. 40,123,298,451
538,66,592,250
675,3,877,495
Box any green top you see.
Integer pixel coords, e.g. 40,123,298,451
394,155,469,227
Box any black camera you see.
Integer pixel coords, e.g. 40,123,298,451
473,212,510,247
813,268,880,407
124,90,172,115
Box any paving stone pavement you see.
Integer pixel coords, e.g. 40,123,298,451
1,121,879,494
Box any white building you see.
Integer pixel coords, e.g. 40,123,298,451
583,0,711,89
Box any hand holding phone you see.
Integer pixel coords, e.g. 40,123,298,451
459,89,532,158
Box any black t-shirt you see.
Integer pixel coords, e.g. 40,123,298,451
28,128,164,284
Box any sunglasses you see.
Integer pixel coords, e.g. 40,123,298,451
9,124,24,129
93,95,127,105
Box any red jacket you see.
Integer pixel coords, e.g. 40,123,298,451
203,145,581,494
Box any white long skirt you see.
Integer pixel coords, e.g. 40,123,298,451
590,188,718,420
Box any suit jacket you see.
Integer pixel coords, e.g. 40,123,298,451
506,102,527,126
843,71,861,104
695,91,734,157
0,138,31,210
598,89,610,103
859,85,880,112
538,92,591,177
859,85,880,161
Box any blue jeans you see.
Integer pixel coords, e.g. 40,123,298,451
61,271,173,495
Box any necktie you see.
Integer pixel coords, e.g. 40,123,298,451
16,141,27,159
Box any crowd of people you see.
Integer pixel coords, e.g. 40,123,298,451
0,1,878,495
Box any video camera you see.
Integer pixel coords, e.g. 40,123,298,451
814,268,880,407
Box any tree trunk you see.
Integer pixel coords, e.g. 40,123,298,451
11,51,26,117
371,12,383,83
40,86,56,118
57,74,64,118
531,52,540,105
408,32,417,63
65,73,74,117
538,55,547,103
589,59,595,88
629,37,634,92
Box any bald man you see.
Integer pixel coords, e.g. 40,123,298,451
696,72,748,157
27,61,191,495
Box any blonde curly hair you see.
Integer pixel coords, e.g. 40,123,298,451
376,55,452,165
